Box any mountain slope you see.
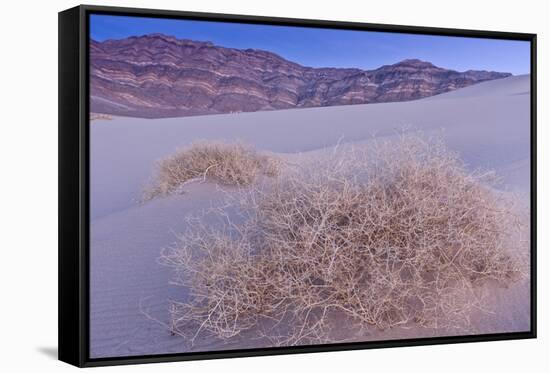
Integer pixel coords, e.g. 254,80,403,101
90,34,511,118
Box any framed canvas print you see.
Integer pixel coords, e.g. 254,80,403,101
58,5,537,367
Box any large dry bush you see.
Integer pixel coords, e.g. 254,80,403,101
144,141,280,199
160,135,527,347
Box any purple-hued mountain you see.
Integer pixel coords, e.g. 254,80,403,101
90,34,512,118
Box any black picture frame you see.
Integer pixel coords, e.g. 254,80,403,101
58,4,537,367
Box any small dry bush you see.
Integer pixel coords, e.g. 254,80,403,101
90,113,113,121
144,141,280,199
160,135,527,346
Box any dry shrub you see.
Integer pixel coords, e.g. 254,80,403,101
144,141,280,199
90,113,113,121
160,135,527,347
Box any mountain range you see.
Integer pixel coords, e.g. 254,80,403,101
90,33,512,118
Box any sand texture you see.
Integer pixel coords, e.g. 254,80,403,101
90,75,531,358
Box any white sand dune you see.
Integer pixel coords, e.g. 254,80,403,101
90,183,247,357
90,75,530,220
90,75,531,358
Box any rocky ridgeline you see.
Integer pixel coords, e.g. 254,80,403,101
90,34,511,118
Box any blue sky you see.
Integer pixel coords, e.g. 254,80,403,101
90,14,530,75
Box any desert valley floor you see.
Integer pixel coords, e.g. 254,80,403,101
89,75,531,358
